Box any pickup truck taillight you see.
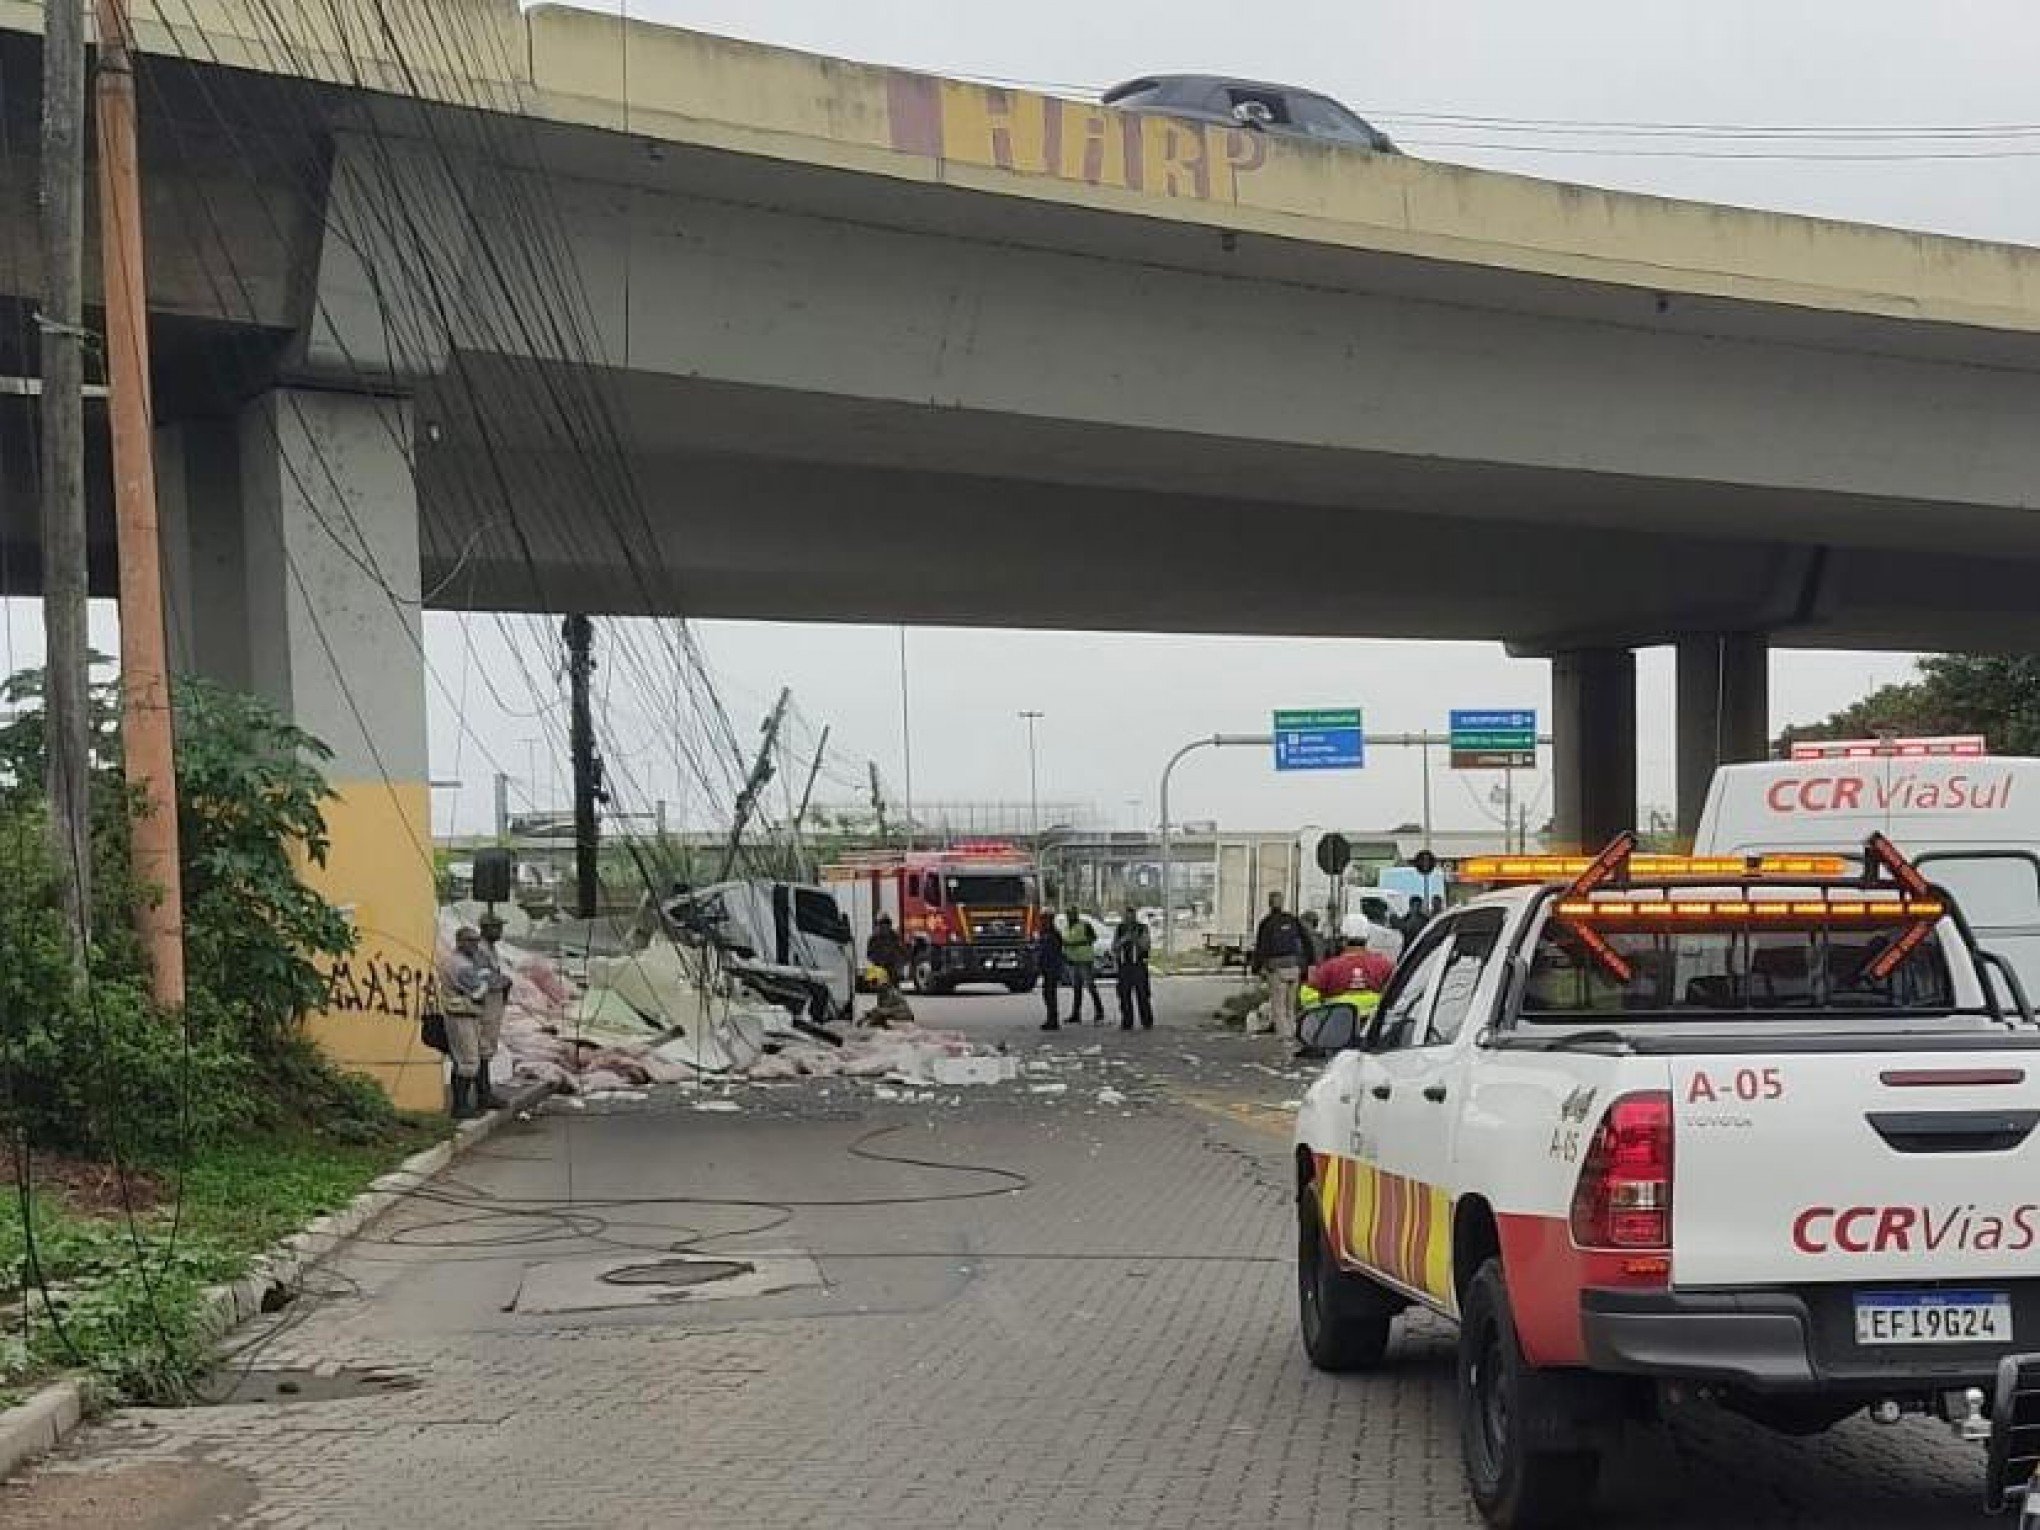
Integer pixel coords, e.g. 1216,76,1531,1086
1570,1091,1674,1250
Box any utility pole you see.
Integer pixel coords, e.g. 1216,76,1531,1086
563,615,602,918
39,0,91,970
1420,734,1434,853
791,724,830,834
867,760,889,842
493,772,510,841
97,0,185,1005
1503,763,1516,855
896,626,914,848
720,688,789,880
1018,710,1043,857
788,724,829,878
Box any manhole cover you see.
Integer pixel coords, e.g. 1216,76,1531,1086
602,1257,756,1289
512,1251,822,1314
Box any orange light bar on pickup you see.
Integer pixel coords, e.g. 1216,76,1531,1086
1554,898,1946,923
1464,853,1852,883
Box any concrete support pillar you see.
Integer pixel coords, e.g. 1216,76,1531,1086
158,420,252,689
1675,633,1771,841
1551,648,1637,852
238,388,439,1110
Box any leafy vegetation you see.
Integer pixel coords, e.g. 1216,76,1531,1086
0,1120,444,1404
1784,654,2040,754
0,665,439,1403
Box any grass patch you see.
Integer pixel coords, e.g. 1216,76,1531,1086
0,1114,449,1406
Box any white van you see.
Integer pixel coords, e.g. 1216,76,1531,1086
1693,736,2040,999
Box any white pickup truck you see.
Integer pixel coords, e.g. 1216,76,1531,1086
1292,835,2040,1527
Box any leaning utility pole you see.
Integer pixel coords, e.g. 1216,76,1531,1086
719,688,789,880
38,0,91,969
563,616,601,918
787,734,836,885
96,0,185,1005
867,760,889,842
791,724,830,835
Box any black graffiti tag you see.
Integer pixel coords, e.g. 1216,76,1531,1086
323,955,436,1021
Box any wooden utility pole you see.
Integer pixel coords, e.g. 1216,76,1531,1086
791,724,830,829
563,615,601,918
38,0,92,968
719,688,789,880
867,760,888,841
95,0,186,1006
787,724,830,876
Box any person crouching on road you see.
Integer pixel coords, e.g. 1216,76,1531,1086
1309,926,1394,1003
1112,904,1155,1030
867,913,907,988
864,914,914,1027
1251,891,1308,1037
1037,911,1067,1031
1062,905,1106,1025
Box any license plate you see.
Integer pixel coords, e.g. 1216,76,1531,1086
1853,1290,2013,1346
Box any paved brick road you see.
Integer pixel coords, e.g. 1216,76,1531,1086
0,979,1998,1528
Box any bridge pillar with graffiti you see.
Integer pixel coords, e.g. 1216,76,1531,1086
166,387,443,1110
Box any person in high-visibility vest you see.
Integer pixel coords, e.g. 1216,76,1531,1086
1061,906,1106,1025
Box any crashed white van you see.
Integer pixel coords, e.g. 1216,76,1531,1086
1694,737,2040,999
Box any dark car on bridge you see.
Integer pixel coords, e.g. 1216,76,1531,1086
1101,75,1396,155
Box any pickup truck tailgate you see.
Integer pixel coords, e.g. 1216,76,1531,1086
1670,1051,2040,1288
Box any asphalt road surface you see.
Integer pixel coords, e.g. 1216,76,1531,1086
0,978,2000,1528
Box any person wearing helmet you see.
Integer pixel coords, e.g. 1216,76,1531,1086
1310,923,1394,1000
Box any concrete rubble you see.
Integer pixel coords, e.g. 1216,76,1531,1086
435,911,1001,1098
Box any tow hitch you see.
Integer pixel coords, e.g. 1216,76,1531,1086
1987,1354,2040,1524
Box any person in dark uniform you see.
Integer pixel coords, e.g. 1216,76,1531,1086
1037,911,1067,1030
1112,905,1156,1030
866,914,907,986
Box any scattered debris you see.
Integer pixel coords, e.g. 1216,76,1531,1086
692,1099,743,1114
932,1055,1020,1087
1028,1082,1068,1096
441,909,1008,1102
1096,1087,1127,1107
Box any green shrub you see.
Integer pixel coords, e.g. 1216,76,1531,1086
0,670,367,1160
0,811,254,1158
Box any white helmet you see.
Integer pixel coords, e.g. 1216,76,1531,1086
1339,914,1373,945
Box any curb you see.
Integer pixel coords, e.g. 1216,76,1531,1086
0,1078,552,1483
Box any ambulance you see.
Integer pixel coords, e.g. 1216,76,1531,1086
1695,736,2040,1001
1291,834,2040,1527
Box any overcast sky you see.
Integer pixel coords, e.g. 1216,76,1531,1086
23,1,2040,838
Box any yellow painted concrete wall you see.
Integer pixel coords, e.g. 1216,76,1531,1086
298,779,443,1113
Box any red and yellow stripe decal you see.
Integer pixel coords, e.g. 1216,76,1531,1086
1315,1152,1454,1310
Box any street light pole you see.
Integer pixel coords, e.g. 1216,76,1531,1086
897,626,914,847
1018,710,1043,853
1159,733,1272,961
1155,731,1558,958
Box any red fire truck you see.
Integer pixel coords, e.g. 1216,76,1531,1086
822,843,1043,996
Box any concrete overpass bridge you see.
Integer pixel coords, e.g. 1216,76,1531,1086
4,0,2040,1100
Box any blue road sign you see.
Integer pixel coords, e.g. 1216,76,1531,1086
1450,709,1537,769
1274,708,1365,772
